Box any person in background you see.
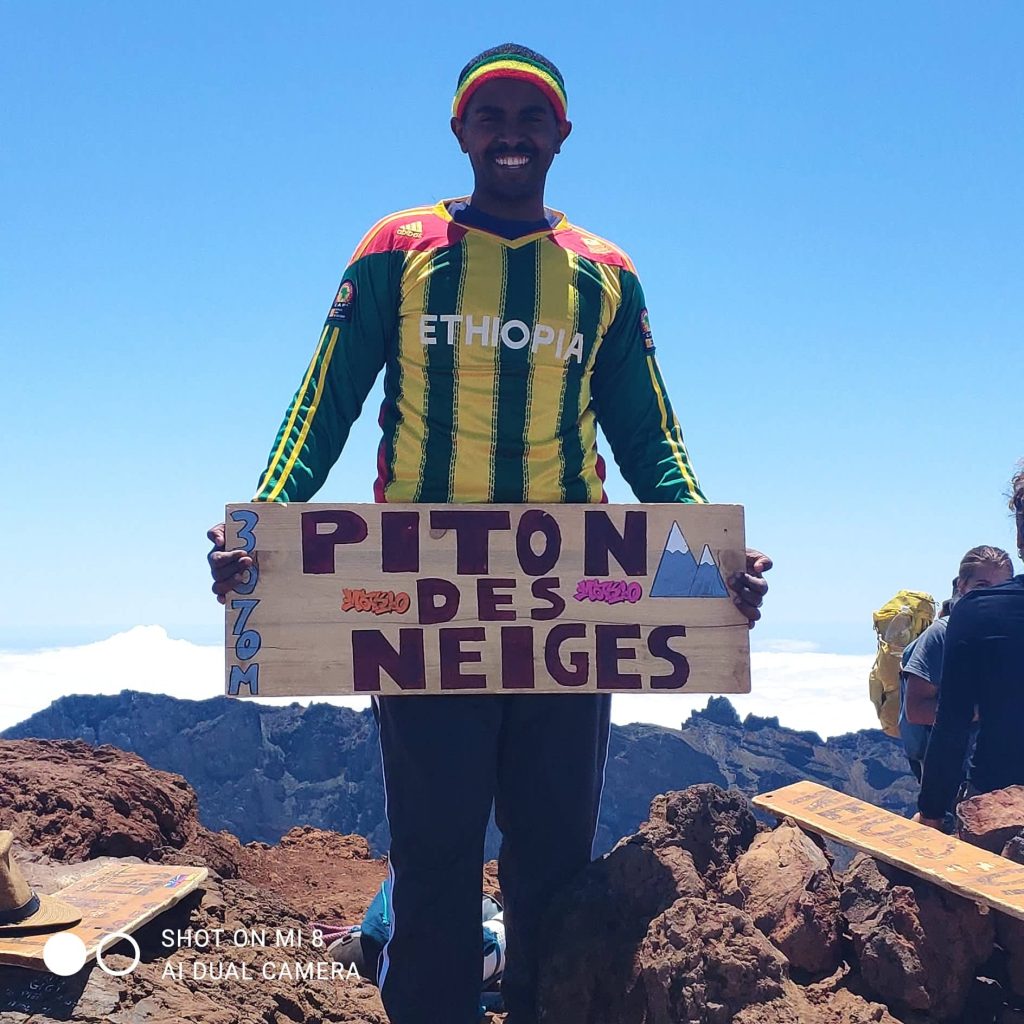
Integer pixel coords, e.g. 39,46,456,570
898,581,955,782
916,466,1024,828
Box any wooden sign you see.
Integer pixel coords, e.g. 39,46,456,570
753,781,1024,922
223,502,749,697
0,863,208,971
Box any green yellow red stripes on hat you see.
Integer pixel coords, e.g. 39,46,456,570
453,57,568,122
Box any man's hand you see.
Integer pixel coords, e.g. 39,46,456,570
911,812,944,831
730,549,772,629
207,522,254,605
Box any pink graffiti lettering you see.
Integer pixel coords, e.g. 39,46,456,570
573,579,643,605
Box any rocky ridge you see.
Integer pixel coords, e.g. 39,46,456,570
2,692,915,858
4,739,1024,1023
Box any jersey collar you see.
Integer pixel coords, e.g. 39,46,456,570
433,197,569,248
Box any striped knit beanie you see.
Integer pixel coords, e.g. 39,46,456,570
453,45,568,123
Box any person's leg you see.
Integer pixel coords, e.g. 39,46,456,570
494,693,611,1022
373,694,500,1024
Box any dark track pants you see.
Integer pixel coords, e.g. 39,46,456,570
372,692,611,1024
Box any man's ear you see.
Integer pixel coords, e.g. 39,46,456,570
554,119,573,154
451,116,468,153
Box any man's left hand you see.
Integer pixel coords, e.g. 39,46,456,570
730,549,772,629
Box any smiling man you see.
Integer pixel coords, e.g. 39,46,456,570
208,43,770,1024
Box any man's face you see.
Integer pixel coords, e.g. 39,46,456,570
958,561,1013,594
452,78,572,207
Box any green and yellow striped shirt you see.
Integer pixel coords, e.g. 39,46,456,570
254,199,705,506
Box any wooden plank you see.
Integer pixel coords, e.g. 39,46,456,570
0,863,208,971
753,781,1024,922
223,501,750,697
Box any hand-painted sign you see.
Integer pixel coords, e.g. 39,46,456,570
753,781,1024,922
223,502,749,697
0,863,208,971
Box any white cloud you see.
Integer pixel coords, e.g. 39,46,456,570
611,651,878,738
0,627,879,740
752,639,822,654
0,626,368,734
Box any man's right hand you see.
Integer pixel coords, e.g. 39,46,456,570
207,522,254,605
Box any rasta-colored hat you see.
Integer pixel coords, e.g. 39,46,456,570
453,45,568,123
0,831,83,933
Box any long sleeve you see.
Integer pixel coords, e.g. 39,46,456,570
253,250,402,502
590,269,707,503
918,603,977,818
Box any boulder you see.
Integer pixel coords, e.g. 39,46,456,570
957,786,1024,853
643,783,763,883
637,897,787,1024
537,813,707,1023
840,853,994,1019
721,819,841,974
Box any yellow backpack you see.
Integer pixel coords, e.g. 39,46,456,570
868,590,936,737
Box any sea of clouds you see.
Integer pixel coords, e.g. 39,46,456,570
0,626,879,739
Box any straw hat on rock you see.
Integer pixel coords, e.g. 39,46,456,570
0,831,82,932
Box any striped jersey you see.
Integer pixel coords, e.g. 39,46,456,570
254,198,706,505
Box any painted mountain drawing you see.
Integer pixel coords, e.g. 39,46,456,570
650,524,728,598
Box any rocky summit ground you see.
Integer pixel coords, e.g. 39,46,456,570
3,739,1024,1023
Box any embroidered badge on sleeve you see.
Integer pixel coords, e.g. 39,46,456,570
329,279,356,322
639,308,655,354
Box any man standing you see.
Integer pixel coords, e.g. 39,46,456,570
209,44,770,1024
917,470,1024,830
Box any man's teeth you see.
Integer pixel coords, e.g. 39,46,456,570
495,155,530,167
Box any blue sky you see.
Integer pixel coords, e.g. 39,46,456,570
2,1,1021,660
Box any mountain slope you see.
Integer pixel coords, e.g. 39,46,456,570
2,693,914,857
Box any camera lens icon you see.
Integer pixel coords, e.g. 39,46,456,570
43,930,141,977
96,931,142,976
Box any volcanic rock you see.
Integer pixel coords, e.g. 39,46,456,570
0,738,242,877
642,783,763,884
721,819,841,975
958,786,1024,853
536,798,708,1024
637,896,787,1023
236,826,385,925
537,786,898,1024
840,853,995,1019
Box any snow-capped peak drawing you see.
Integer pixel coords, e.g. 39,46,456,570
665,522,690,554
650,527,728,599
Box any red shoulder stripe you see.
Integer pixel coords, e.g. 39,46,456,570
350,209,464,262
551,227,636,273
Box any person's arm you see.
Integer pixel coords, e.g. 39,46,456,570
208,244,401,602
917,604,979,822
591,269,706,504
591,268,770,623
253,249,400,502
904,673,938,725
901,624,943,725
